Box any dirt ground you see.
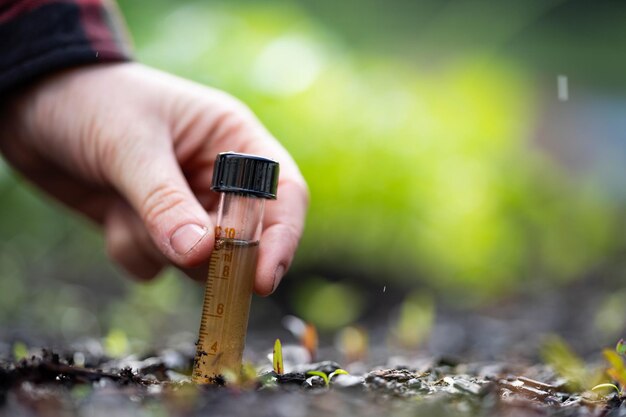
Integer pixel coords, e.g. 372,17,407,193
1,273,625,417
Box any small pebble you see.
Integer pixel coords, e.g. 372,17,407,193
331,374,364,388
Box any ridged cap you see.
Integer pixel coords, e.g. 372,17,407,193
211,152,279,199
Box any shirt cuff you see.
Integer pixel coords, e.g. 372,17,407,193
0,0,133,95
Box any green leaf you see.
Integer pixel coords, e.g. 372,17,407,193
307,371,329,386
273,339,284,375
329,369,349,380
617,339,626,356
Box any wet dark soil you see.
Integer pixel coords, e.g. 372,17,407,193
1,346,623,417
2,270,625,416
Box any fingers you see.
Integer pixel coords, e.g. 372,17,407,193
3,62,308,288
163,86,308,293
104,133,214,268
206,109,309,295
104,199,213,282
255,179,309,296
104,201,167,281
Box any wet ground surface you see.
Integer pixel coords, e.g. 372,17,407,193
1,273,625,416
0,342,624,417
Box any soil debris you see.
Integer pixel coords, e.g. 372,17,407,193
0,347,624,417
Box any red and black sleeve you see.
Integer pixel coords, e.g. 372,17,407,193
0,0,132,95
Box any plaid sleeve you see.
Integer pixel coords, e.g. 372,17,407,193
0,0,132,95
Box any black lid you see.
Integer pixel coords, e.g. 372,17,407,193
211,152,279,199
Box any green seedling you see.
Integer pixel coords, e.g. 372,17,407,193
603,347,626,393
329,369,349,380
104,328,129,358
241,362,258,384
591,383,621,397
307,371,329,386
590,339,626,398
221,362,259,389
306,369,349,387
273,339,284,375
12,341,28,361
541,336,604,392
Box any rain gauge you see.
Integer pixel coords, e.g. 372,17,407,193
192,152,279,383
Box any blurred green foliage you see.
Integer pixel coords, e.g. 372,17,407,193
594,291,626,341
388,291,435,349
292,276,364,330
541,336,604,392
119,0,620,298
1,0,625,343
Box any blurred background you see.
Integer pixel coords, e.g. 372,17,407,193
1,0,625,362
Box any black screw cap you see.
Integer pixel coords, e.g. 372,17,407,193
211,152,279,199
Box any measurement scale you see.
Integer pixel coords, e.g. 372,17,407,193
192,152,279,384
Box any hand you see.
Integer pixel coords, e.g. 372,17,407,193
0,63,308,295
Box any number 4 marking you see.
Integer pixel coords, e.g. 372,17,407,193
210,342,218,352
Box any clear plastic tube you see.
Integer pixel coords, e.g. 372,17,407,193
192,192,265,383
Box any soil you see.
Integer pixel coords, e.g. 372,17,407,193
1,272,625,416
0,345,624,417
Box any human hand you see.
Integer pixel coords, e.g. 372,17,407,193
0,63,308,295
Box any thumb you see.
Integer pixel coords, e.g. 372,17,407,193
106,138,213,268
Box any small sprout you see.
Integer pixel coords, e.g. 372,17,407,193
221,362,258,389
104,328,129,358
240,362,258,385
12,341,28,361
307,371,329,387
591,383,621,397
305,369,350,387
273,339,284,375
617,339,626,356
603,348,626,390
329,369,349,381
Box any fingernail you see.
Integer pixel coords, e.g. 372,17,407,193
170,224,207,255
272,265,285,293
